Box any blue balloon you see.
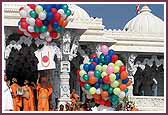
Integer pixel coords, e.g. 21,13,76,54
104,55,111,64
93,57,99,64
83,64,89,72
122,78,129,84
115,73,120,80
43,20,49,26
46,12,53,20
52,22,59,29
55,4,62,9
94,82,100,89
44,5,52,12
108,49,115,56
98,78,103,84
89,64,95,71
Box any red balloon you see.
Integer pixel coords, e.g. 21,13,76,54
120,65,126,73
88,76,97,84
35,18,43,27
54,13,61,21
27,4,36,10
58,17,64,26
90,53,97,58
62,20,68,27
47,24,53,32
19,7,24,11
119,84,127,91
101,91,109,98
99,99,105,105
105,100,111,107
103,76,110,84
20,18,26,22
111,54,118,63
21,22,29,29
51,8,58,14
17,28,24,35
50,31,58,38
30,32,39,38
49,19,55,24
80,81,85,87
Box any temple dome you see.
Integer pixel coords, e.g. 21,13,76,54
124,5,164,34
68,4,90,19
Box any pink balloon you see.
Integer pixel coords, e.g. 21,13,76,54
106,66,114,74
88,71,94,77
101,45,109,55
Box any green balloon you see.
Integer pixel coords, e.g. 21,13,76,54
108,87,113,94
40,26,47,33
65,9,71,16
111,95,119,102
83,74,89,81
56,26,63,32
34,26,40,32
62,4,68,12
94,70,101,79
84,83,91,90
100,54,105,63
102,84,110,90
29,10,37,18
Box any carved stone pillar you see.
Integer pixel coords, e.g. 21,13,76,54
121,53,137,96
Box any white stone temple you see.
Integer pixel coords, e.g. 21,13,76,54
3,4,165,111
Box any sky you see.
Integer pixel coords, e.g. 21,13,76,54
78,4,164,29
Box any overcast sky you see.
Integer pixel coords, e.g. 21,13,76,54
78,4,164,29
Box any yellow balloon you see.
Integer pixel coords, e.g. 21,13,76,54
111,80,119,88
101,72,107,78
108,62,114,67
114,66,120,73
102,65,107,72
109,74,116,82
35,5,43,14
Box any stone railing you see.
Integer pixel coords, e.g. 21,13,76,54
133,96,165,111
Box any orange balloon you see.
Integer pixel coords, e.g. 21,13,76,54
88,76,97,84
120,71,128,80
58,17,64,26
119,84,127,91
48,24,53,32
62,20,68,27
101,91,109,98
92,94,101,100
126,80,132,86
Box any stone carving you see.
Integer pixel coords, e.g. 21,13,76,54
63,31,71,54
61,61,70,73
127,53,137,76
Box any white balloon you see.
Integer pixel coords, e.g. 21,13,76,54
28,26,34,32
80,64,84,70
96,88,101,94
80,76,85,82
40,33,46,39
39,12,46,20
24,5,31,11
28,18,35,26
45,37,52,42
62,13,67,19
87,94,93,99
19,9,27,18
119,91,126,99
24,31,31,37
19,25,26,32
58,9,64,15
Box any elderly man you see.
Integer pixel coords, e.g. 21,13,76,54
37,76,53,111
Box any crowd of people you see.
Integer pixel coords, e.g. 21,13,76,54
3,74,92,111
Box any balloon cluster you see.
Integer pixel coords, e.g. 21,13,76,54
77,45,132,107
18,4,72,42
